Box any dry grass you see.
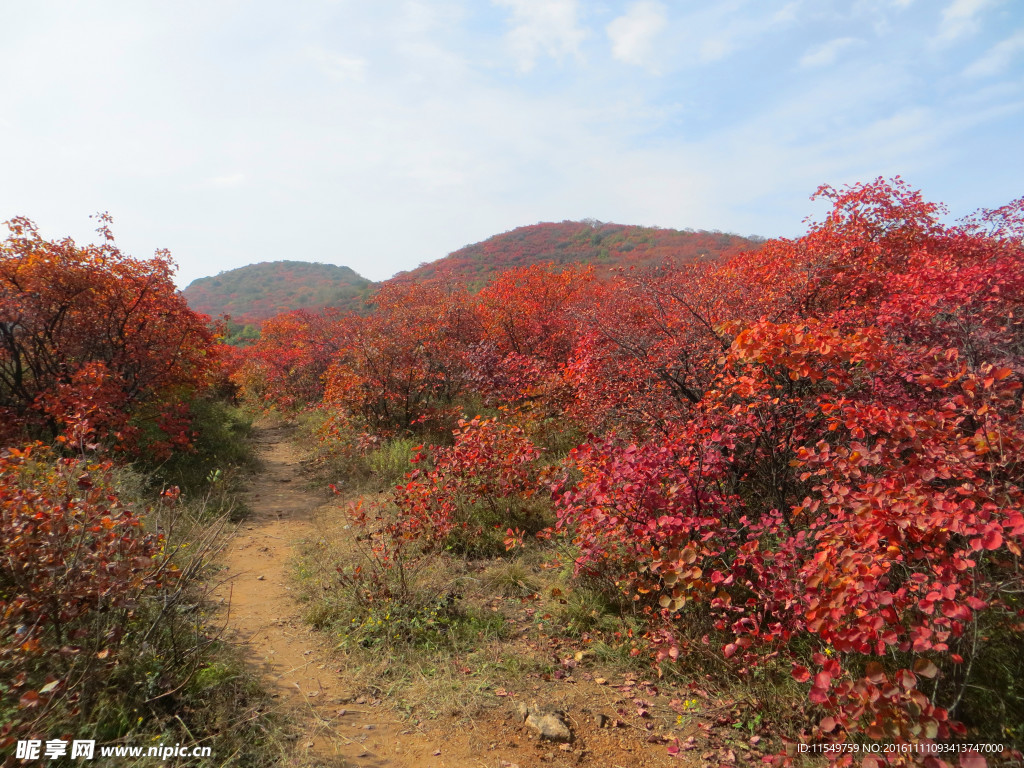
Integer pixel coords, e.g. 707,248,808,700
294,495,669,726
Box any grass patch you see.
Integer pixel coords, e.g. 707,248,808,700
366,436,421,489
294,499,656,724
480,559,540,598
298,532,509,654
946,595,1024,745
139,397,257,520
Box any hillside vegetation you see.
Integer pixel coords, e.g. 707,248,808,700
1,217,281,766
182,260,373,329
234,179,1024,766
181,223,761,338
4,180,1022,767
393,220,761,289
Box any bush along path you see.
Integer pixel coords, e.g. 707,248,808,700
221,416,824,768
214,421,442,767
217,422,735,768
227,180,1024,768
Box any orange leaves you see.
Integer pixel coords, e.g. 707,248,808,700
390,416,544,554
318,283,477,432
0,216,214,456
731,320,886,386
1,446,173,733
234,309,350,412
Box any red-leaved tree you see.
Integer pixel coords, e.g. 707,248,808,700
0,216,215,457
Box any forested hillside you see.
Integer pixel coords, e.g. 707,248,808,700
393,220,761,289
182,260,373,327
181,223,761,336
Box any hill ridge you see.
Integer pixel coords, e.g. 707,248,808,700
389,219,761,289
182,260,373,326
182,220,763,327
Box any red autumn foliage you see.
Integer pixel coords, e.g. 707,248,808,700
0,444,175,741
393,220,757,289
233,178,1024,763
0,216,215,458
390,415,545,554
470,264,599,410
232,309,349,412
553,180,1024,762
322,282,479,434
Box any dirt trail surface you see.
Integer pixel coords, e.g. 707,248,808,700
215,423,698,768
214,423,443,767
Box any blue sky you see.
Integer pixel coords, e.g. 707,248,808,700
1,0,1021,287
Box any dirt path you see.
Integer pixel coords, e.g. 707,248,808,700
214,423,704,768
214,423,444,767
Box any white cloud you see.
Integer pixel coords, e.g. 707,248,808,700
935,0,996,44
773,2,801,23
699,36,735,63
687,2,801,65
307,48,369,82
206,174,247,189
493,0,588,71
606,2,667,69
800,37,860,68
964,28,1024,76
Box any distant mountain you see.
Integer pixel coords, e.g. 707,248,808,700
182,261,373,326
391,220,763,289
182,223,763,337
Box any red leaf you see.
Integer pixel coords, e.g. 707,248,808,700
981,528,1002,551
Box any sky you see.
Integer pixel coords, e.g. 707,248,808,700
1,0,1022,288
